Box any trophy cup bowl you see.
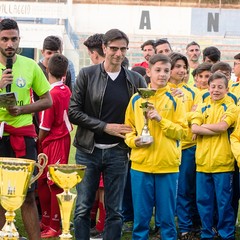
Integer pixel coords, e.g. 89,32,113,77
137,88,156,99
137,88,156,143
0,153,48,239
48,164,86,239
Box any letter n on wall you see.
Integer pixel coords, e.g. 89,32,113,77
207,12,219,32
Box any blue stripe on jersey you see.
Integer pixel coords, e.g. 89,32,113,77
201,104,211,113
232,83,239,87
183,85,195,100
227,92,237,105
202,92,210,102
165,92,177,111
221,103,227,112
132,94,141,111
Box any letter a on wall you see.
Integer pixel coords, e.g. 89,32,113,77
139,10,151,30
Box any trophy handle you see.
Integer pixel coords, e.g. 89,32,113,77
30,153,48,185
77,175,82,184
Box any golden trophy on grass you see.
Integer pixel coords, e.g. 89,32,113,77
137,88,156,143
0,153,48,240
48,164,86,240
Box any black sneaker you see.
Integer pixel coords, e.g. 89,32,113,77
90,227,103,238
90,231,103,239
122,221,133,233
179,232,194,240
150,226,160,235
149,226,161,239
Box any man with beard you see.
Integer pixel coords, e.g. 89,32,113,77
186,41,201,85
154,38,173,56
132,39,155,69
0,18,52,240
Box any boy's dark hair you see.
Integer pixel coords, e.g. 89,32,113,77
208,71,228,88
195,62,212,75
234,53,240,60
83,33,104,57
211,61,232,74
0,18,19,32
169,52,189,70
43,35,61,51
191,68,197,77
103,29,129,46
186,41,200,50
131,66,146,77
48,53,68,79
148,53,171,68
154,38,172,51
141,40,155,50
203,46,221,63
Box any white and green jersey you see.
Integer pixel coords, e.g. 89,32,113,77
0,54,50,127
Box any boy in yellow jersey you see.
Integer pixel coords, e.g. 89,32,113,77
125,54,188,240
230,53,240,104
191,72,238,240
230,111,240,176
230,111,240,220
195,63,238,106
211,61,239,105
211,61,240,223
168,52,201,239
194,62,212,91
211,61,233,86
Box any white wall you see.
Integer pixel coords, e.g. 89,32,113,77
72,4,191,36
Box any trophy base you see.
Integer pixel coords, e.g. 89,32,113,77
140,135,153,143
59,232,73,239
0,230,19,240
0,211,19,240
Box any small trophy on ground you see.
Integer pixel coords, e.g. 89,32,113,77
48,164,86,240
137,88,156,143
0,153,48,240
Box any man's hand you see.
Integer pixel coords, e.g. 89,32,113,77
104,123,132,139
7,105,22,116
170,88,184,98
0,69,13,89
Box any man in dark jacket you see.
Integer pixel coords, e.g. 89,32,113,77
68,28,147,240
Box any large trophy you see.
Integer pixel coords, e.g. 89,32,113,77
48,164,86,240
137,88,156,143
0,153,48,240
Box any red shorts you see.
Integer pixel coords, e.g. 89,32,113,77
40,134,71,180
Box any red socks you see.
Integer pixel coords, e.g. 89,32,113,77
38,178,63,231
96,202,106,232
90,199,99,227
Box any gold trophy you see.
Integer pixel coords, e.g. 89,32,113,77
48,164,86,240
137,88,156,143
0,153,48,240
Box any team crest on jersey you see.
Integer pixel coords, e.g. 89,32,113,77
160,104,172,111
16,77,26,88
